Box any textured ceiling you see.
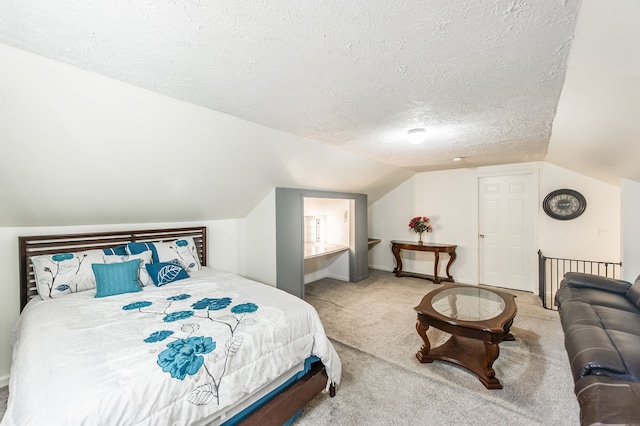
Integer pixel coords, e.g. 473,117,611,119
0,0,580,172
547,0,640,185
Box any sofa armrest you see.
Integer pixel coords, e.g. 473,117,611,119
560,272,631,296
576,376,640,425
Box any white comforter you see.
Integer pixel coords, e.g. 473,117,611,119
2,268,340,426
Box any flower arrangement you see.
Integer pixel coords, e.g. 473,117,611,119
408,216,432,243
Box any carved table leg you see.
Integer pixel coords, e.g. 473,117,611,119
415,320,432,363
481,341,502,389
433,251,441,283
445,251,457,281
392,245,403,276
501,318,516,342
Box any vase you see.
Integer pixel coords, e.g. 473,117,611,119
418,233,424,245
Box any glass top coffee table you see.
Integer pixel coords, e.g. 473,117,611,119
414,284,517,389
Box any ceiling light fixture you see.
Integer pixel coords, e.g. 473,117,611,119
407,128,427,145
453,157,463,162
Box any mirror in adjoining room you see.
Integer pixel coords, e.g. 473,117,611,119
303,197,352,285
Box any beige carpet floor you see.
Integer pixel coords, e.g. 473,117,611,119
295,269,580,426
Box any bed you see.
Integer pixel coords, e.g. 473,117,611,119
3,226,339,425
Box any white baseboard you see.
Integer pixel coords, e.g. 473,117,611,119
327,273,349,281
0,374,9,388
305,271,350,284
368,265,393,272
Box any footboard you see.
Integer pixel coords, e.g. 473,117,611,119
241,361,335,425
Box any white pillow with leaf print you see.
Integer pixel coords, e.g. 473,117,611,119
31,249,106,300
154,237,201,272
103,250,153,287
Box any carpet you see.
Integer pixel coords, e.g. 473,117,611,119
295,269,580,425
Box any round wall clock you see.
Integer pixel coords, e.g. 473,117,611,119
543,189,586,220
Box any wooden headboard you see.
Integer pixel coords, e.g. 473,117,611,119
19,226,207,312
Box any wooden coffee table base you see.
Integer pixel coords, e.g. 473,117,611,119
416,322,515,390
414,284,518,390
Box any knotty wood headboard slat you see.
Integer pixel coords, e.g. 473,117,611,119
19,226,207,312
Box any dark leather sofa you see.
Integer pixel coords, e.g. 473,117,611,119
555,272,640,425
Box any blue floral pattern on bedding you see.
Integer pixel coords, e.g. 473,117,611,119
163,310,195,322
124,293,259,406
122,301,152,310
158,336,216,380
144,330,174,343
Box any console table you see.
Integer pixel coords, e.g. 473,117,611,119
391,240,457,284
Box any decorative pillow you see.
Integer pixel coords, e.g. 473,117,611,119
92,260,143,298
126,242,159,263
155,237,201,272
145,260,190,287
103,250,153,287
103,245,128,256
32,249,106,300
127,237,201,272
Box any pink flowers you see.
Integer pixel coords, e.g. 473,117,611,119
408,216,432,234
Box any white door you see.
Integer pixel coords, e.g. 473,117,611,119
478,174,536,292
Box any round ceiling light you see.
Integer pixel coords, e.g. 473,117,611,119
407,128,427,145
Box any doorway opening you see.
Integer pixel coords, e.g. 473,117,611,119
303,197,352,284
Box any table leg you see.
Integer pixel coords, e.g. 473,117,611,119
433,251,440,283
415,332,505,389
445,251,457,281
481,341,502,389
415,320,432,363
501,318,516,341
392,245,403,276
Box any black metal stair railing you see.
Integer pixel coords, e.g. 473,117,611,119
538,250,623,310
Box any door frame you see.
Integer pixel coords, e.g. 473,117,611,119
475,168,540,294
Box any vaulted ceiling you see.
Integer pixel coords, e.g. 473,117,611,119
0,0,581,172
546,0,640,185
1,0,639,228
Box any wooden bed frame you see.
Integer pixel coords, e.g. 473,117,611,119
19,227,208,312
18,226,334,425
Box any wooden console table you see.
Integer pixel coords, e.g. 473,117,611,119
391,240,457,284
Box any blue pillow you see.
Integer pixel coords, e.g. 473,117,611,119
127,242,159,263
92,259,142,298
145,260,190,287
103,245,128,256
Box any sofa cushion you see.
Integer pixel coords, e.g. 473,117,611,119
556,286,639,313
594,305,640,336
607,330,640,381
562,272,631,295
558,300,605,331
560,300,640,382
576,375,640,426
564,324,627,382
